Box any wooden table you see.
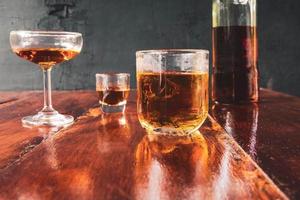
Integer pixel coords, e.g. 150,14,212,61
0,89,298,200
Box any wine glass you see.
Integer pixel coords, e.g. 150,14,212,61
10,31,83,127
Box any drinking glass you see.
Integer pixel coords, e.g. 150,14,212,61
10,31,83,126
96,73,130,113
136,49,209,136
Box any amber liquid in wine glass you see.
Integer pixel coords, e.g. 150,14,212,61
13,48,80,70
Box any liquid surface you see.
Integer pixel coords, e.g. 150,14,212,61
97,88,130,105
14,48,80,70
137,72,208,135
212,26,259,103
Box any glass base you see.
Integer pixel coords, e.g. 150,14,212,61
100,103,126,113
22,111,74,127
139,121,203,136
138,115,207,136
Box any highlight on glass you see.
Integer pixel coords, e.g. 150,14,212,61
136,49,209,136
10,31,83,127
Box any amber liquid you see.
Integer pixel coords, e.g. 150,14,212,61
212,26,259,104
137,72,208,134
14,48,80,70
97,88,130,105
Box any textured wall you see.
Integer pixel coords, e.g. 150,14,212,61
0,0,299,96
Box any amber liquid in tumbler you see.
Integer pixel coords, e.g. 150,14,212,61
97,88,130,105
137,72,208,134
212,26,259,104
14,48,80,70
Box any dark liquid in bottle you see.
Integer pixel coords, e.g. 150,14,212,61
212,26,259,104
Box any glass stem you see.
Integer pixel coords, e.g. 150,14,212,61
41,67,55,113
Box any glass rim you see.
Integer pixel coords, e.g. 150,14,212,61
10,30,82,37
95,72,130,77
136,49,209,56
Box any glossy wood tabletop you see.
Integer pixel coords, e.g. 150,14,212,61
0,90,297,200
211,89,300,199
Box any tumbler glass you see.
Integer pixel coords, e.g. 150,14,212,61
136,49,209,136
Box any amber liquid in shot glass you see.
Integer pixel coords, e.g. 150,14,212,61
96,73,130,113
97,87,130,106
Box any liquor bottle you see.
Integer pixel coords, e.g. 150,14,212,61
212,0,259,104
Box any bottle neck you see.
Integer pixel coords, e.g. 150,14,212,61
212,0,256,28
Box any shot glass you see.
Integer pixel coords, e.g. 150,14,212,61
96,73,130,113
136,49,209,136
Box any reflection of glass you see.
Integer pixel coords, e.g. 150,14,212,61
96,73,130,113
136,49,209,136
134,134,209,199
10,31,83,126
212,103,259,159
212,143,232,199
97,112,131,154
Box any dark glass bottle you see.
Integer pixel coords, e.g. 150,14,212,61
212,0,259,104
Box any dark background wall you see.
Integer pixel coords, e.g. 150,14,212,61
0,0,299,96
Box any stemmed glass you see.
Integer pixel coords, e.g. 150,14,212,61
10,31,83,127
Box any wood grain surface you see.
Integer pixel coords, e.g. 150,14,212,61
211,89,300,199
0,90,295,200
0,91,98,170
